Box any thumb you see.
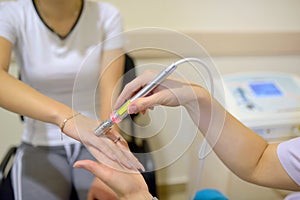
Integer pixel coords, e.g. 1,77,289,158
74,160,103,175
74,160,115,182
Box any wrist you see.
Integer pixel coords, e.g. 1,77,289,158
184,85,210,111
51,106,75,128
184,86,213,131
59,112,81,132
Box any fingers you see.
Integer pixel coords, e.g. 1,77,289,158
87,178,118,200
104,130,144,170
74,159,149,199
88,146,130,172
107,130,145,171
127,93,161,114
69,114,144,173
105,131,123,145
85,131,144,172
106,131,145,172
75,120,144,171
74,160,107,178
108,129,129,149
98,137,144,171
119,149,145,172
74,160,119,198
114,70,156,109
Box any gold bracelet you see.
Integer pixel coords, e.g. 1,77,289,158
60,113,80,132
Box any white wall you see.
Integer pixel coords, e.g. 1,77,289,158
3,0,298,32
105,0,300,32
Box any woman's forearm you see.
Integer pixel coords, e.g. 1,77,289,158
0,37,75,136
0,69,73,127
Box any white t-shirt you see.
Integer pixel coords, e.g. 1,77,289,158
0,0,125,146
277,137,300,186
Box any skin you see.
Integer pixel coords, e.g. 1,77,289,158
0,0,143,198
74,160,153,200
74,70,300,200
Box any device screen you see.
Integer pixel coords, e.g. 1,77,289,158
249,82,282,97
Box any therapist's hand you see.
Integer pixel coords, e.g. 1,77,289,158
74,160,153,200
87,178,118,200
62,114,144,172
115,70,203,114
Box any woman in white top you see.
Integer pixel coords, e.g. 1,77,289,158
75,71,300,200
0,0,142,199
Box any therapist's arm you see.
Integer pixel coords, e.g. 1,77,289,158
116,70,300,191
187,87,300,190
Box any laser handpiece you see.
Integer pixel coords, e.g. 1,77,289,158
94,57,210,136
94,61,178,136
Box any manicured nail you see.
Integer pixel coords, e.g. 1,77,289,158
138,163,145,172
128,105,138,114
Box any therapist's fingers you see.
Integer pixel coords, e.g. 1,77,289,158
74,159,149,198
74,160,127,198
74,160,112,182
114,70,157,109
126,82,182,114
127,94,160,114
87,178,118,200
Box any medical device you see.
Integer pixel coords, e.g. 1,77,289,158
223,72,300,141
94,57,214,136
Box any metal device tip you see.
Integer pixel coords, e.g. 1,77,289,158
94,119,113,136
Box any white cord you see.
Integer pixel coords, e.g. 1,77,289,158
172,58,216,199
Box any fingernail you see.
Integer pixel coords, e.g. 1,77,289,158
73,162,81,168
111,154,119,162
128,105,138,114
139,163,145,172
125,160,136,170
73,164,79,168
133,160,145,172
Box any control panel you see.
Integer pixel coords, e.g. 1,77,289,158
223,72,300,141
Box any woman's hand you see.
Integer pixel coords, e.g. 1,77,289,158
74,160,152,200
62,114,144,172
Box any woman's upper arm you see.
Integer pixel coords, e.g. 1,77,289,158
0,36,13,72
0,3,17,72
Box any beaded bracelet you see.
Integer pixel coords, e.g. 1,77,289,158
60,113,81,132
